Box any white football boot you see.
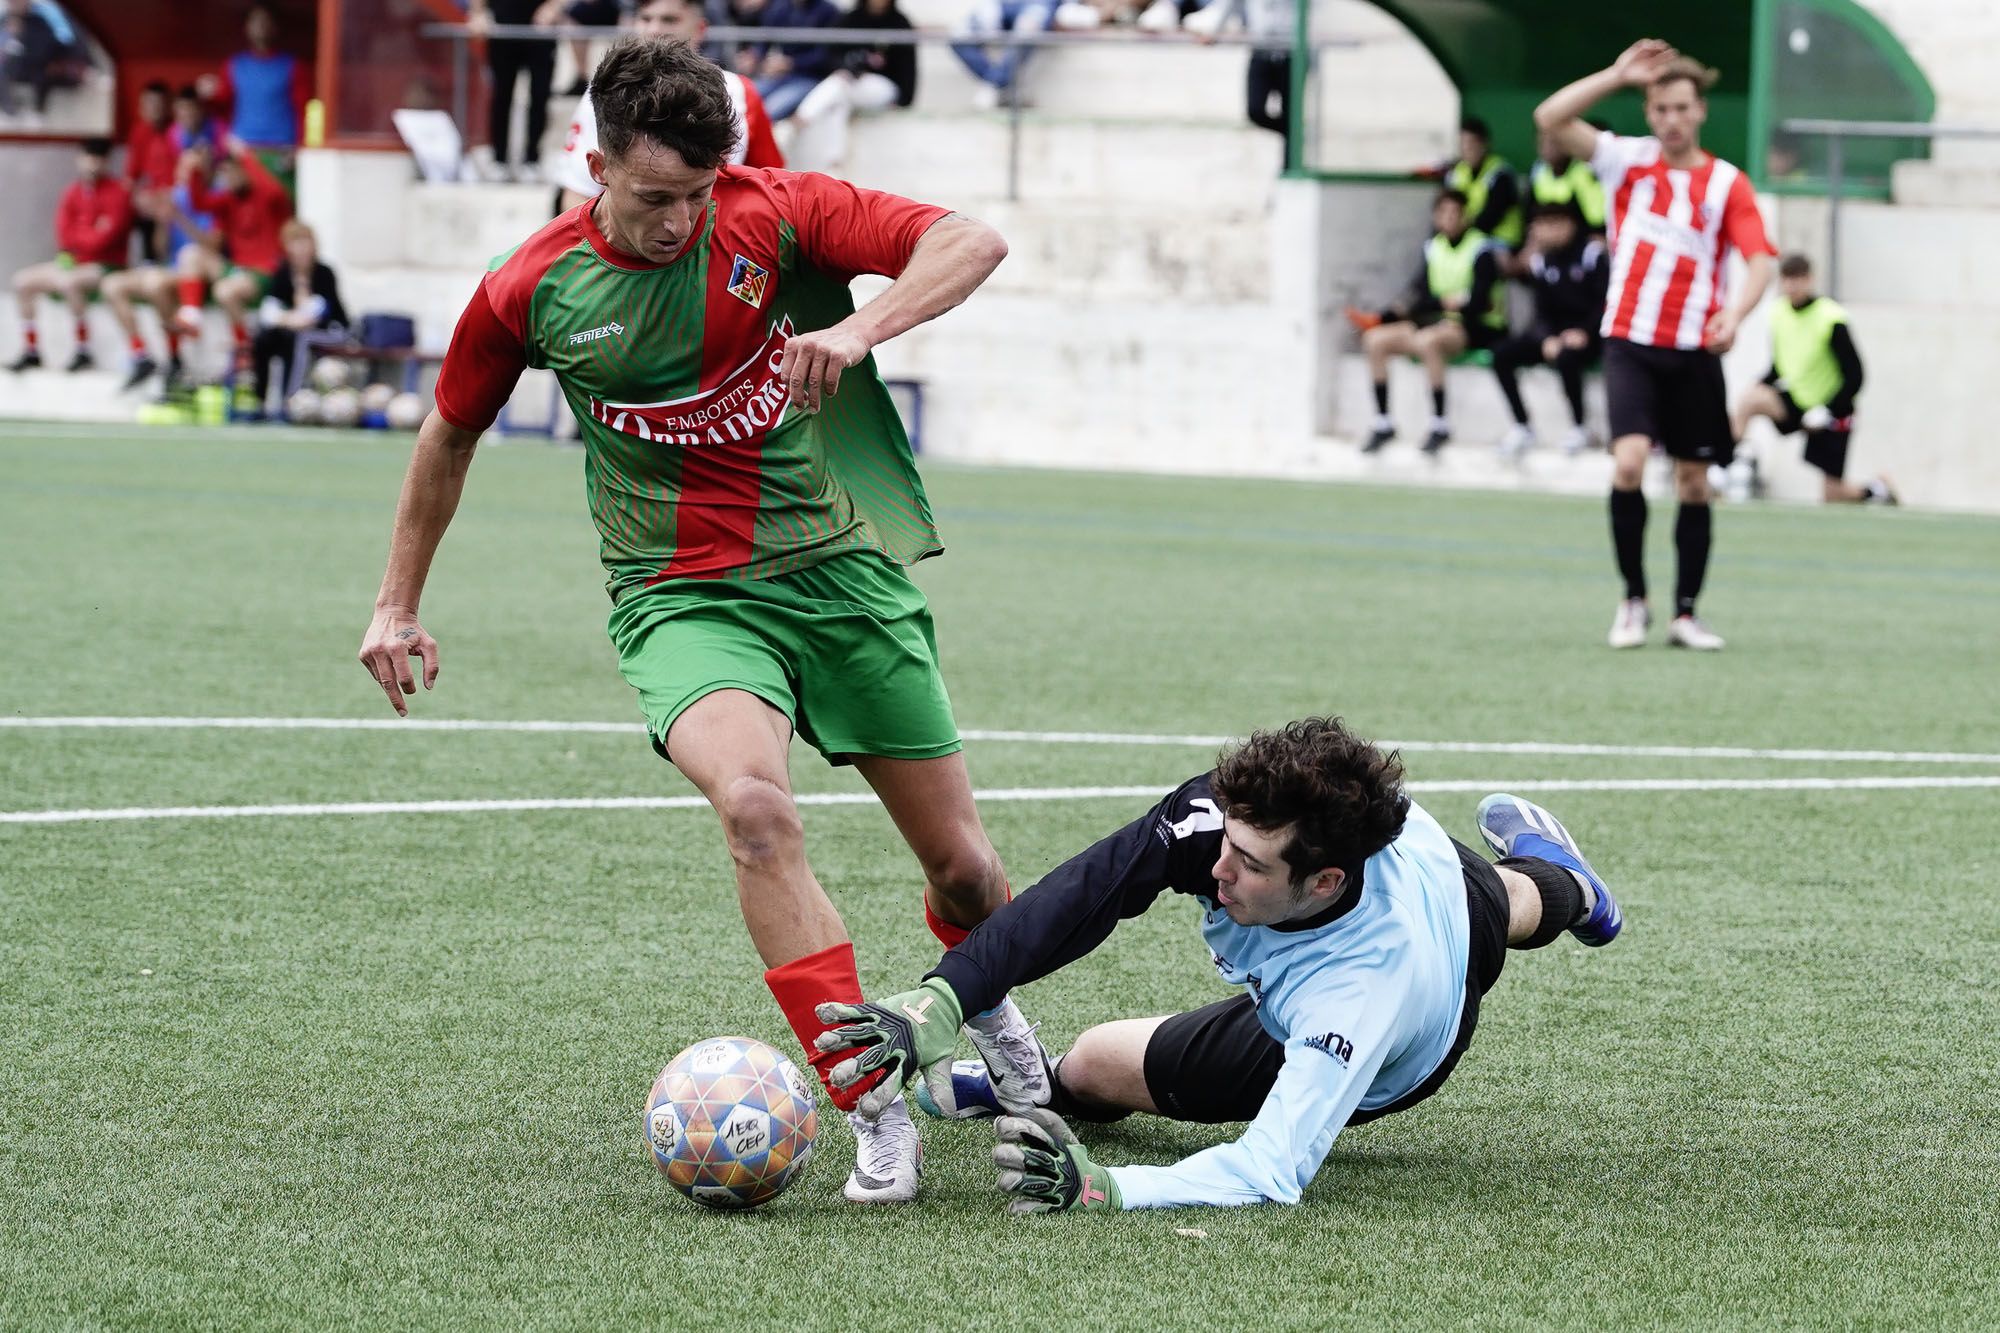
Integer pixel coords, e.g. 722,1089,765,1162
1499,423,1535,459
843,1096,922,1204
1607,598,1650,649
1668,615,1726,651
962,996,1053,1114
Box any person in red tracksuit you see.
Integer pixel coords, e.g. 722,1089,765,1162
125,80,179,262
166,134,293,374
7,138,133,374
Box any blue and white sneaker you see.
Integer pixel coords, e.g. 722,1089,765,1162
1475,793,1623,946
913,1060,1004,1120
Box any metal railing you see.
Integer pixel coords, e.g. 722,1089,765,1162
419,21,1356,201
1778,117,2000,297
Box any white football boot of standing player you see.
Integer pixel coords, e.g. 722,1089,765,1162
844,1096,922,1204
1668,615,1726,651
1608,597,1649,649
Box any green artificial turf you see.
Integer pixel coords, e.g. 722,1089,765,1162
3,424,1998,1330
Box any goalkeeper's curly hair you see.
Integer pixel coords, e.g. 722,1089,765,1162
1211,717,1410,888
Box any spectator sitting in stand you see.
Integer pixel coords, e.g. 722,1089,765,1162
786,0,916,173
0,0,62,126
247,220,347,420
951,0,1056,110
7,137,131,373
1348,188,1507,455
731,0,841,122
197,4,307,186
126,79,178,262
1491,203,1608,458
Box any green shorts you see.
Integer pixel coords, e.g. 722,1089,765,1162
608,550,962,767
225,266,272,299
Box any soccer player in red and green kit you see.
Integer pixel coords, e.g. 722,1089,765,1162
356,38,1046,1204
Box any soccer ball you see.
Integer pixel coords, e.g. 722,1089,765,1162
309,356,354,391
285,387,322,424
360,382,397,415
320,386,362,428
645,1036,818,1210
386,392,426,430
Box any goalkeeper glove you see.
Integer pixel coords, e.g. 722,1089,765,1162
993,1111,1121,1215
815,977,963,1119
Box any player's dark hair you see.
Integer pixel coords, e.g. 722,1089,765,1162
1779,253,1813,279
1459,115,1491,141
590,37,740,169
1211,718,1410,889
80,137,113,158
1436,187,1469,210
143,79,172,96
175,84,202,102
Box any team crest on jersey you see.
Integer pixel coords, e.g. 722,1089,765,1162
726,254,769,308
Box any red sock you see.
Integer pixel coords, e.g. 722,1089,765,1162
925,903,972,950
763,941,884,1114
75,317,90,346
177,276,205,311
22,322,37,349
165,328,181,358
925,881,1012,950
231,321,249,348
129,334,147,356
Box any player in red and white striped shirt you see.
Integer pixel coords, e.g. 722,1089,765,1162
1536,40,1776,651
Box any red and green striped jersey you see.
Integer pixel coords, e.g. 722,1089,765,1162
432,168,948,599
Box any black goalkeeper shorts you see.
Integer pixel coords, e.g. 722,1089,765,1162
1142,839,1509,1125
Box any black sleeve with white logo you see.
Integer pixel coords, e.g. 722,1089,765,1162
926,773,1226,1016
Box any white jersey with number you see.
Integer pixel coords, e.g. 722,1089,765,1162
551,72,756,197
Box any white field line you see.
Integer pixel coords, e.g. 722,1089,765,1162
5,776,1999,826
5,716,2000,766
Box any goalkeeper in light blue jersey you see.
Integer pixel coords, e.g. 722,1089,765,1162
817,717,1624,1213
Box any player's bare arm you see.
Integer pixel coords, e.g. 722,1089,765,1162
1534,38,1678,160
780,215,1007,412
356,412,480,715
1705,251,1774,353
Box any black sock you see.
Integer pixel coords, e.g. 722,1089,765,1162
1675,503,1712,618
1372,380,1389,415
1430,386,1446,417
1560,359,1587,424
1500,856,1586,949
1609,488,1647,601
1494,366,1529,424
1046,1053,1132,1124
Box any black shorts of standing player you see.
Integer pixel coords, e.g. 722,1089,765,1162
1766,386,1855,479
1141,840,1510,1125
1603,336,1734,467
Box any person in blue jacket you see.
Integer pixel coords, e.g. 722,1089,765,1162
818,715,1624,1213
